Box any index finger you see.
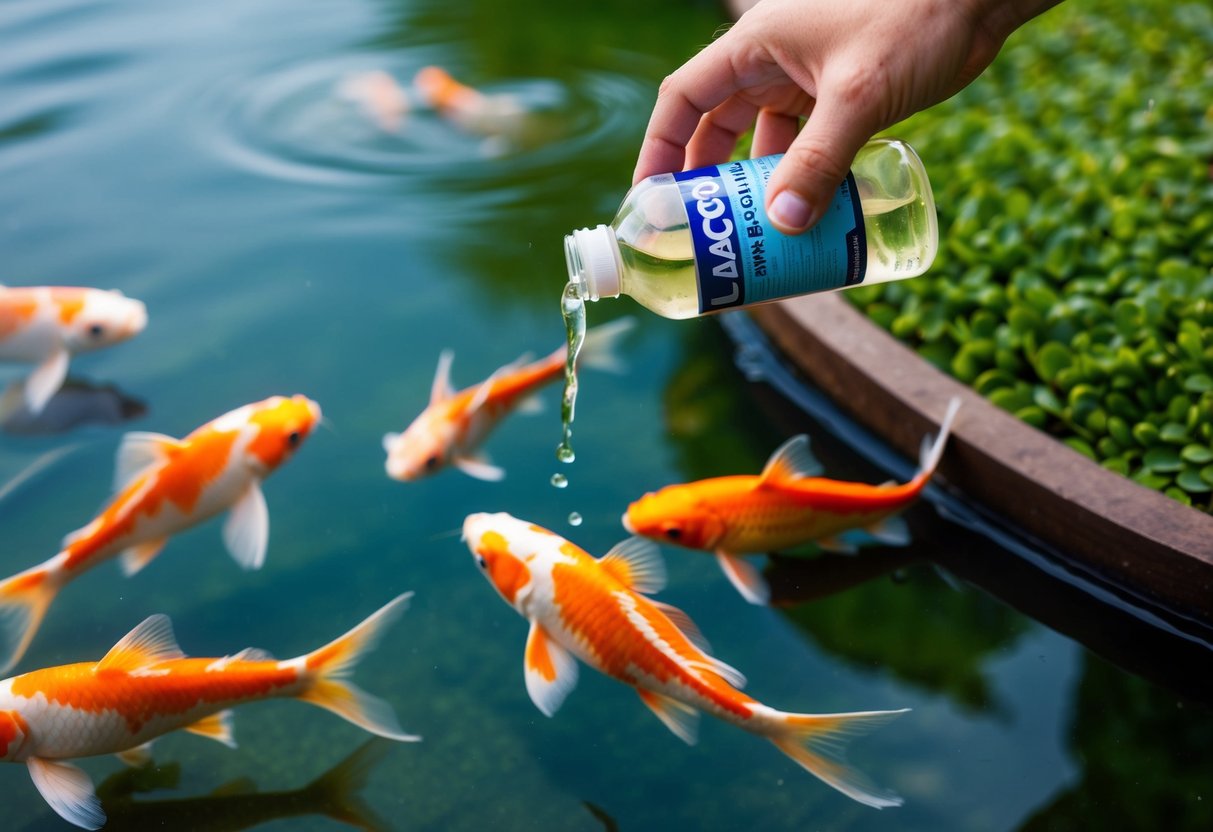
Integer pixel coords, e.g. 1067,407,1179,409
632,40,753,183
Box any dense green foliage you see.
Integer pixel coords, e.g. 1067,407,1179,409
847,1,1213,509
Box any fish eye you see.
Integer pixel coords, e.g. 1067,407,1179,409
664,527,682,541
287,431,301,447
476,555,487,570
88,324,105,338
425,455,439,471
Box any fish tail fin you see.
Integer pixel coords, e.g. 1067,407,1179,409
575,316,636,374
0,560,63,673
912,397,961,486
303,738,394,832
298,593,420,743
769,708,909,809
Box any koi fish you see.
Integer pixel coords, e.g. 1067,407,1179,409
623,398,961,605
0,593,418,830
412,66,527,141
338,70,411,133
0,286,147,415
384,318,632,482
0,394,322,673
462,512,907,809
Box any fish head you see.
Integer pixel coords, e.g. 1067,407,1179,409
462,512,539,608
0,710,29,761
242,394,322,474
384,410,457,481
61,289,148,354
622,485,726,551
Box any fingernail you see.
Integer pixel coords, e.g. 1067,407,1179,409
769,190,813,232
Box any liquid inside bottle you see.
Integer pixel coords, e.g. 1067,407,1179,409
564,138,938,319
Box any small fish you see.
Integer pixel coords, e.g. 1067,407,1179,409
0,286,147,415
623,398,961,604
0,593,418,830
412,66,528,143
338,70,411,133
384,318,631,482
0,377,146,435
462,512,907,808
0,394,322,673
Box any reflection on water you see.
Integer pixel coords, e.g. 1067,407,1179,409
1,0,1210,829
95,739,393,832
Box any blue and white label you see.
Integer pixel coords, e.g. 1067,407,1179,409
674,155,866,313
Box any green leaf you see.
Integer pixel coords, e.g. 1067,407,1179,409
1181,444,1213,465
1143,446,1183,472
1177,467,1213,493
1034,342,1072,383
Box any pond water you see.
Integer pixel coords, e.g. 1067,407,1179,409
1,0,1211,830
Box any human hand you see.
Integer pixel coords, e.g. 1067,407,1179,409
634,0,1060,234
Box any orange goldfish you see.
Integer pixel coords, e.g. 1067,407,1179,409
0,286,147,415
412,66,527,141
338,70,411,133
0,593,418,830
384,318,631,482
0,395,322,672
462,512,907,808
624,398,961,604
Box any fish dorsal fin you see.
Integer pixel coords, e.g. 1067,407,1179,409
97,614,185,673
114,432,183,492
651,600,711,653
600,537,666,595
184,710,237,748
205,647,274,672
759,435,822,486
430,350,456,405
466,353,531,416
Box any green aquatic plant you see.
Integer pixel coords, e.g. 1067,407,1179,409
845,0,1213,510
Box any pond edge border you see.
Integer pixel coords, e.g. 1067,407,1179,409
748,293,1213,623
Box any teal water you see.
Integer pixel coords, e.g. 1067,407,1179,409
1,0,1211,830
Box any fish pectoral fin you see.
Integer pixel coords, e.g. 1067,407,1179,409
524,622,579,717
119,538,168,577
816,535,860,555
637,688,699,746
600,537,666,595
453,455,505,482
113,432,183,492
184,710,237,749
97,614,185,673
115,742,154,768
27,756,106,830
223,482,269,571
715,551,770,606
515,394,544,415
381,431,401,453
429,349,456,405
866,515,911,547
759,434,822,485
24,347,69,415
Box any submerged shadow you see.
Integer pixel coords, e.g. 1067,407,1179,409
0,377,146,435
95,738,394,831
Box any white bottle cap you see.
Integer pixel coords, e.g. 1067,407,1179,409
565,224,622,300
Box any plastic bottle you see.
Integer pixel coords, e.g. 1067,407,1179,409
564,138,937,319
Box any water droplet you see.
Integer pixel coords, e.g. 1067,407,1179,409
567,511,583,526
556,280,586,468
555,445,575,464
550,473,568,488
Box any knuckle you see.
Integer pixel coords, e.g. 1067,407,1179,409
784,142,849,186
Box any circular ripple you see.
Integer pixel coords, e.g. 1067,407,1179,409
196,52,654,191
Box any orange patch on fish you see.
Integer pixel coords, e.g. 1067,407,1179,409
0,293,38,340
49,288,86,324
11,659,298,734
0,710,29,756
479,531,530,604
526,631,557,682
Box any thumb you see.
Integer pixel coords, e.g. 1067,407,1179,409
764,91,877,235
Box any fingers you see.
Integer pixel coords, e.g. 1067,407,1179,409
685,95,760,171
764,82,881,234
750,107,802,158
632,40,757,184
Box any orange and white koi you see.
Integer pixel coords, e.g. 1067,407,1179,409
0,593,418,830
623,398,961,604
0,286,147,415
338,70,411,133
462,512,907,809
0,395,322,673
384,318,631,482
412,66,527,140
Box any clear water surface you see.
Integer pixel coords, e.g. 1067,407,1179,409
1,0,1210,830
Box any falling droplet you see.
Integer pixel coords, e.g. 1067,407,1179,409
550,473,568,489
567,511,583,527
